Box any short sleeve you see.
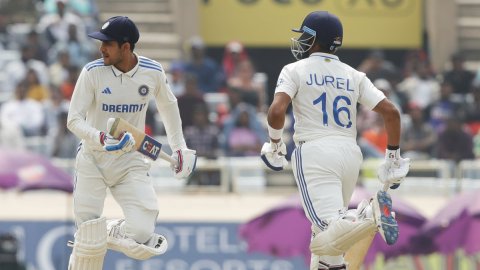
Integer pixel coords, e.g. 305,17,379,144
358,74,386,110
274,65,298,99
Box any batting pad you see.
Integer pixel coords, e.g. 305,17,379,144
69,217,107,270
310,218,377,256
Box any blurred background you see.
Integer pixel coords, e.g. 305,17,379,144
1,0,480,269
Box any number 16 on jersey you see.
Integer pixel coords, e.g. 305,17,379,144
313,92,352,128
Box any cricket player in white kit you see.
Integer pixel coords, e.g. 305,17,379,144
66,16,196,269
261,11,410,270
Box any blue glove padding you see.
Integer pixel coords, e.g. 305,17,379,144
261,141,288,171
171,148,197,179
103,132,136,155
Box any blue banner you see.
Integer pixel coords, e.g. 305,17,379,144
0,221,307,270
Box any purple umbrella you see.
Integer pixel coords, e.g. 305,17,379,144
348,188,426,265
238,194,311,264
239,185,426,267
418,190,480,255
0,148,73,192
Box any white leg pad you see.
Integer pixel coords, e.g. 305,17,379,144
68,217,107,270
310,218,377,256
107,219,168,260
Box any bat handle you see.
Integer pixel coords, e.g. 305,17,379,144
382,183,390,192
159,151,178,167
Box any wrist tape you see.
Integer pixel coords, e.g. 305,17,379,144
268,125,283,141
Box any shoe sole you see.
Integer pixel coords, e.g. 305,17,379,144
373,190,399,245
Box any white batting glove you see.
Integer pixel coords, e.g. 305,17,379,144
103,132,136,155
171,148,197,179
261,141,288,171
377,149,410,189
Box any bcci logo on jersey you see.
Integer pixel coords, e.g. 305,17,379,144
138,85,149,96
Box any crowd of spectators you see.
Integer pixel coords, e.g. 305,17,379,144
1,0,480,174
0,0,98,157
356,50,480,163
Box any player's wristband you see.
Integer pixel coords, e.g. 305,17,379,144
268,125,283,141
387,145,399,150
385,148,400,160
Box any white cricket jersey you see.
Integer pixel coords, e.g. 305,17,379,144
275,52,385,144
67,53,186,152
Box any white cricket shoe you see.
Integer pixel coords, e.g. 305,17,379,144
372,190,399,245
356,199,373,220
107,219,126,239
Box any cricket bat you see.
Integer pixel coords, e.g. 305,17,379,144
344,228,376,270
344,183,390,270
107,117,177,166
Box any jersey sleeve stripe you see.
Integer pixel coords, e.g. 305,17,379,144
85,59,104,69
139,59,162,69
140,61,162,70
139,64,163,72
139,56,159,64
86,64,106,71
139,58,163,68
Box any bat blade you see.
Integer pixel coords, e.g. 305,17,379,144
344,230,375,269
344,184,391,269
107,117,176,165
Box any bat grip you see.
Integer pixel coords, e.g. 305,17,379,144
382,183,390,192
159,151,178,167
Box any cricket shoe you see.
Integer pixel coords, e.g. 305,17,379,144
372,190,398,245
107,219,126,240
356,199,373,220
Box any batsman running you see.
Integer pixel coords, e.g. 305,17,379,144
261,11,410,270
66,16,196,269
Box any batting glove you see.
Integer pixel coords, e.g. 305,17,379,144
103,132,136,155
377,149,410,189
261,140,288,171
171,148,197,179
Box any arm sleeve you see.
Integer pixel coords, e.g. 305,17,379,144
154,71,187,151
357,73,386,110
274,65,298,99
66,67,102,146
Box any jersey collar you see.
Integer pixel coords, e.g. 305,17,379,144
309,52,339,61
111,52,140,77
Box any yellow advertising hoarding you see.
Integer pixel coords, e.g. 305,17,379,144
200,0,422,48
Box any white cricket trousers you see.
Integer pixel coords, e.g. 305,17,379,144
291,137,363,269
73,147,159,244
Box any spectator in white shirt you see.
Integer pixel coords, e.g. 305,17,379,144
0,81,45,137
